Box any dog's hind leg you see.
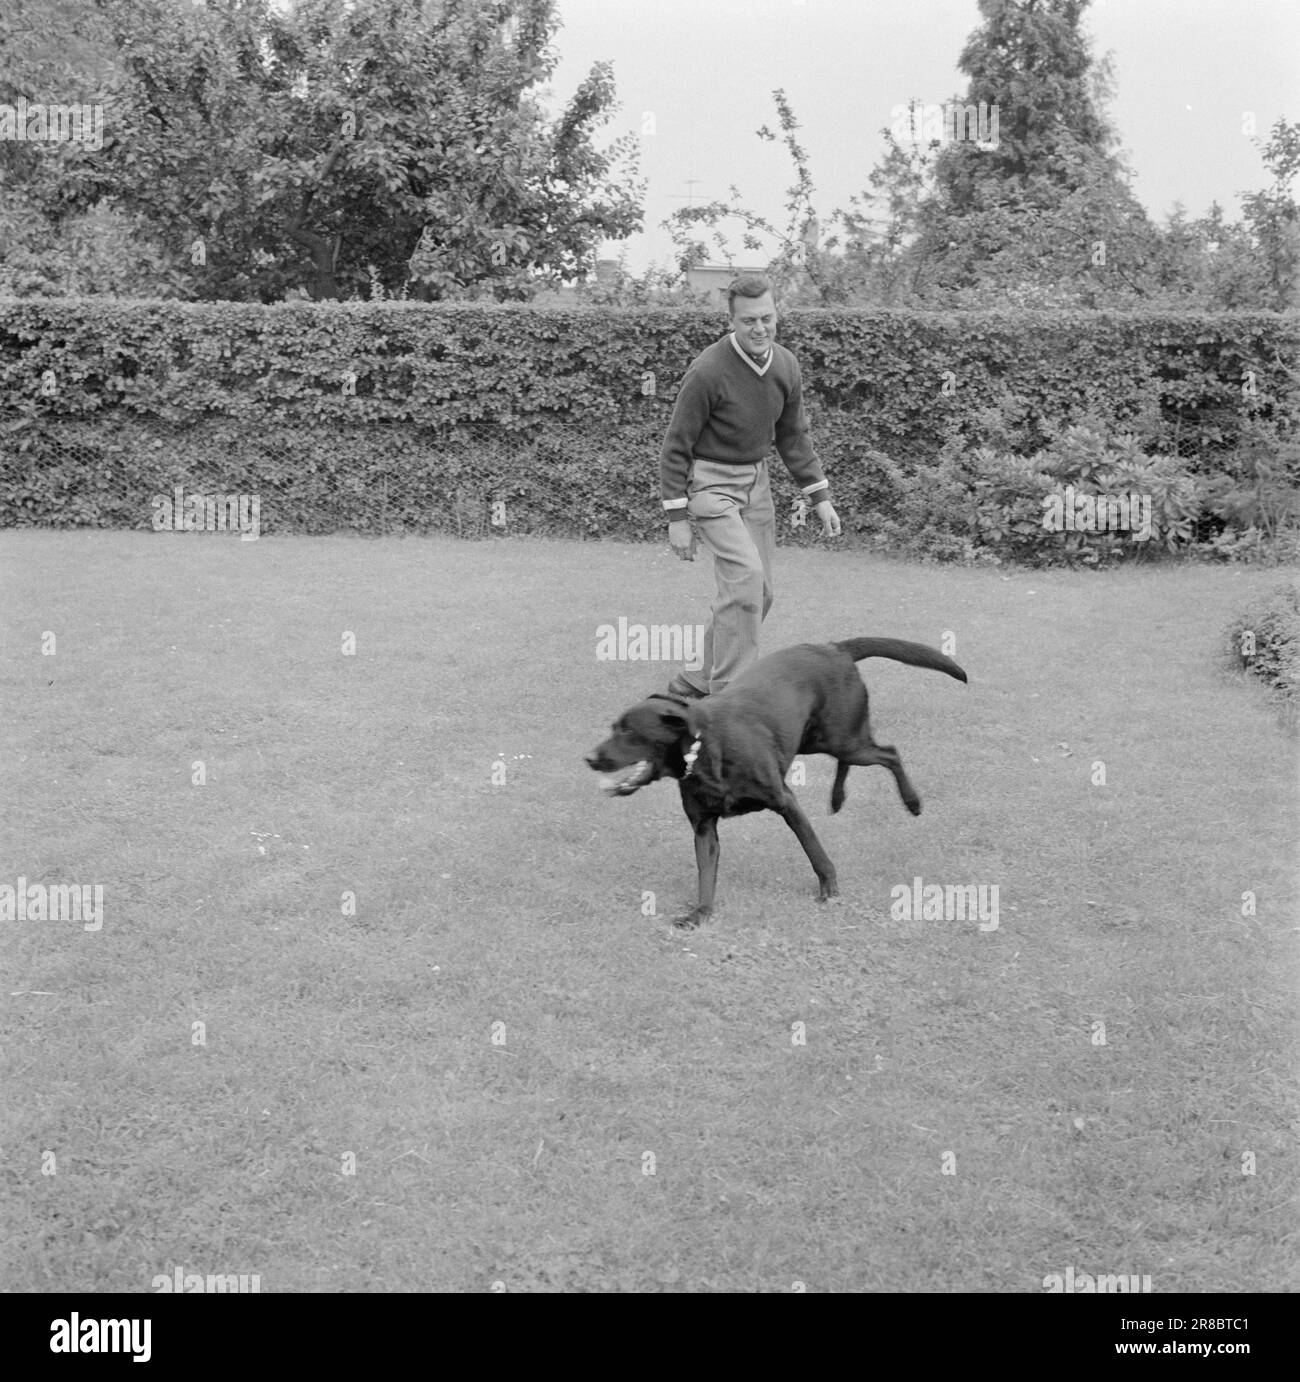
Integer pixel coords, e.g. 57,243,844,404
776,791,839,902
835,741,922,816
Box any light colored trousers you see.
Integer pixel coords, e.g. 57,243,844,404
678,457,776,694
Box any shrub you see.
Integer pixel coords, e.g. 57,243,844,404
1224,581,1300,719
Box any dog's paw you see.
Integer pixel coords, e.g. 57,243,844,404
817,879,840,902
673,908,710,930
830,789,846,813
905,796,922,816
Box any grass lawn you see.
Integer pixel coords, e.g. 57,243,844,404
1,529,1297,1292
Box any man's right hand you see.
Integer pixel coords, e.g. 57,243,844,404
668,519,696,562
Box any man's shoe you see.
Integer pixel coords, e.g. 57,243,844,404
662,675,708,701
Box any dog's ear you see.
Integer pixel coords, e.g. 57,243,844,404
644,694,693,733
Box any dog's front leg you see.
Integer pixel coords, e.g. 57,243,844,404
675,818,719,929
777,792,839,902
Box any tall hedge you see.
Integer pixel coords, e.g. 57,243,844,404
1,298,1296,536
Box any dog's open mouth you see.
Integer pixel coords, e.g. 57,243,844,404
599,760,653,796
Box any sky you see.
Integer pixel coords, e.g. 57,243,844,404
544,0,1300,273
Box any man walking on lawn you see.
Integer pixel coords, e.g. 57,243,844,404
659,272,841,698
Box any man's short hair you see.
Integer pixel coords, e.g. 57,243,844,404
728,273,774,315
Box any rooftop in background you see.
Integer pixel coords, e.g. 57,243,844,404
684,264,768,307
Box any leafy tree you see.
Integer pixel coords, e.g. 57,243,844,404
663,0,1151,307
904,0,1163,303
0,0,179,296
0,192,187,297
836,114,939,304
570,247,701,306
253,0,643,301
1239,118,1300,310
935,0,1119,212
1,0,642,301
664,90,856,306
662,1,1294,313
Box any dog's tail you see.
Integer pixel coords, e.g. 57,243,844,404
835,637,968,683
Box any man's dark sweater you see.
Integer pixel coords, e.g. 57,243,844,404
660,333,831,520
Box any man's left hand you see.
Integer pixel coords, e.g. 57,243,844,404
815,500,842,538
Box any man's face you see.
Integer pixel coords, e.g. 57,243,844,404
730,292,776,357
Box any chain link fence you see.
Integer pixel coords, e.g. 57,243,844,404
0,407,909,544
4,402,1279,561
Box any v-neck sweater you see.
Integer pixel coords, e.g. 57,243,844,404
660,334,830,519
